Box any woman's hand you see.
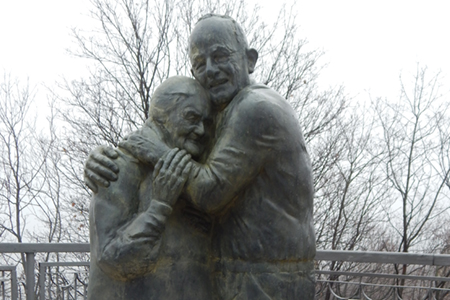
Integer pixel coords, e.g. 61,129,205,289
152,148,192,207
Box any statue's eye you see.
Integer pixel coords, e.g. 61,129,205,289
196,63,205,72
184,111,200,123
214,52,229,63
194,58,206,72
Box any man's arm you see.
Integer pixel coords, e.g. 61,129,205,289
93,93,286,216
119,96,285,215
184,99,280,214
84,124,169,193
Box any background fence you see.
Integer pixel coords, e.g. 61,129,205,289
0,243,449,299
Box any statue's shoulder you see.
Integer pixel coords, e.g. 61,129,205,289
233,84,293,120
239,83,281,100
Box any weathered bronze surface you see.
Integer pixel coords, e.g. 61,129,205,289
86,14,315,300
88,77,215,299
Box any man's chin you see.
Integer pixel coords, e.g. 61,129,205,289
209,86,235,107
210,94,233,108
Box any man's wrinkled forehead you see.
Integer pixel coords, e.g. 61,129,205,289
190,44,234,62
190,17,238,48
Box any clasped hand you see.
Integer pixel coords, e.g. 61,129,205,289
110,148,192,241
152,148,192,207
84,127,168,193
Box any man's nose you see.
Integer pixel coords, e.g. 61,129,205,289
194,122,205,136
205,58,219,78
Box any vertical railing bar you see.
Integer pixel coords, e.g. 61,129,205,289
38,263,45,300
2,270,5,300
47,268,52,300
25,252,35,300
428,278,437,300
11,267,18,300
74,273,79,300
56,267,60,300
359,275,362,299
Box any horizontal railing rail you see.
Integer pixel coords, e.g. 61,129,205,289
2,243,450,264
315,251,450,300
0,244,90,253
0,243,449,300
316,250,450,266
317,270,450,282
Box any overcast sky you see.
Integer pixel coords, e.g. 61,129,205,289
1,0,449,103
293,0,450,99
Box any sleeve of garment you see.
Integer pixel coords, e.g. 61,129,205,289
98,200,172,281
131,121,171,166
91,150,170,281
185,96,282,214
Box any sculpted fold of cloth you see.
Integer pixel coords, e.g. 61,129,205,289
85,14,316,300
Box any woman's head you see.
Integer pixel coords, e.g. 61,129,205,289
149,76,212,159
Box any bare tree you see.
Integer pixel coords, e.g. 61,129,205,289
436,101,450,193
314,109,386,251
373,66,450,294
0,73,72,297
312,105,390,299
0,74,40,248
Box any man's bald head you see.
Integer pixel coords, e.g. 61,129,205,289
195,14,250,51
188,15,258,109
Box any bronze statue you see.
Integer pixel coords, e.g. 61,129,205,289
88,76,215,299
85,14,315,300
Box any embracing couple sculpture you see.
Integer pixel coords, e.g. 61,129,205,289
84,14,316,300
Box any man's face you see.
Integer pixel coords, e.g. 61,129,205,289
164,90,212,159
189,18,251,109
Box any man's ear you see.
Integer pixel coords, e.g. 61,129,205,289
246,48,258,74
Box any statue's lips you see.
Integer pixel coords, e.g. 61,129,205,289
186,136,202,147
185,137,203,154
208,78,228,90
187,138,200,145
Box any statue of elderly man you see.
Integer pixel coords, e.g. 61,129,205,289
86,14,316,300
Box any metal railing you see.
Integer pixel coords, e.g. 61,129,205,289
0,244,89,300
38,262,89,300
1,265,18,300
316,270,450,299
0,243,449,300
315,251,450,299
